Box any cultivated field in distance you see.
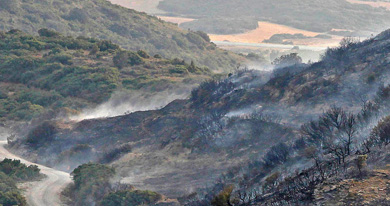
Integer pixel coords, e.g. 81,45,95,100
209,21,343,47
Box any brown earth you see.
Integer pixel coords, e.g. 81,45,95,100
315,168,390,205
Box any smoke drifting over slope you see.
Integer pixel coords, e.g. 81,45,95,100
70,88,191,121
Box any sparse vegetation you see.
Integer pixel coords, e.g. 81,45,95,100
100,190,162,206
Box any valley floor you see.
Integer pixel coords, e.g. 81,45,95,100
0,141,71,206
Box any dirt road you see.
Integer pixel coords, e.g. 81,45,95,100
0,141,71,206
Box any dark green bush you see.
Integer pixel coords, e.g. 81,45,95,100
100,190,162,206
0,190,27,206
137,50,150,58
0,158,40,181
38,28,60,38
113,51,143,68
71,163,115,206
170,65,189,74
49,53,73,65
97,40,119,52
66,8,88,23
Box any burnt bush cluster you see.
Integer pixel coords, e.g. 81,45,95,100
191,84,390,206
98,144,132,164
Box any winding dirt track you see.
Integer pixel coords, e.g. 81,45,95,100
0,141,71,206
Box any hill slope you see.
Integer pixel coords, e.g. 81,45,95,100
10,28,390,205
0,29,211,122
0,0,244,71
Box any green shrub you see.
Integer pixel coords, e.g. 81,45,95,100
195,31,210,42
100,190,162,206
0,172,16,192
66,8,88,23
38,28,60,38
48,53,73,65
71,163,115,206
113,51,143,68
170,65,189,74
0,159,40,181
137,50,150,58
97,40,119,52
0,190,27,206
89,44,99,55
186,32,206,48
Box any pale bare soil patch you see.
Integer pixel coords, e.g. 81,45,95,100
209,21,341,47
315,169,390,205
346,0,390,10
209,21,320,43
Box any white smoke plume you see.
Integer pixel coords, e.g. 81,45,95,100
70,88,191,121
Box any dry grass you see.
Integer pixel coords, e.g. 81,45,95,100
316,169,390,205
347,170,390,203
346,0,390,10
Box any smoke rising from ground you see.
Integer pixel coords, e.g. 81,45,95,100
70,87,192,121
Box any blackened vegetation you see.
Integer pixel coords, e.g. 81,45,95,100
98,144,132,164
190,78,235,109
197,84,390,206
183,30,390,205
262,143,289,167
26,121,57,148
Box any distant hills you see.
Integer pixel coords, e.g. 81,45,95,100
158,0,390,35
0,0,244,71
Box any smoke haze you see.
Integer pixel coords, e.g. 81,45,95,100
70,88,191,121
